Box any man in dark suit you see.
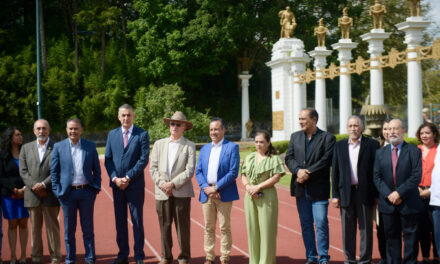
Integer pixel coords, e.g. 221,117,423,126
285,107,335,264
50,118,101,264
20,119,61,264
332,116,380,264
105,104,149,264
373,118,423,264
195,117,240,264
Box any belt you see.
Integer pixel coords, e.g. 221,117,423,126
209,184,216,186
71,184,88,189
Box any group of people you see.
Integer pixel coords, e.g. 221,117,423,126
0,104,439,264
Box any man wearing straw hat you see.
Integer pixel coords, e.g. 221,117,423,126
150,111,196,264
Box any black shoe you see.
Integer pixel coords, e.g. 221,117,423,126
305,260,318,264
320,262,329,264
86,262,94,264
110,259,129,264
135,260,144,264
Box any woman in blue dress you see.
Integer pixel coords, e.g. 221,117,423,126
0,127,29,264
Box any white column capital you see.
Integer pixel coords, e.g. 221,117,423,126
331,40,358,64
309,48,332,70
396,18,430,49
238,74,253,81
361,31,391,57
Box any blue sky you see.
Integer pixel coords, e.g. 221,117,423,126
426,0,440,38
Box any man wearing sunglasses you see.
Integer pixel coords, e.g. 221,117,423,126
149,111,196,264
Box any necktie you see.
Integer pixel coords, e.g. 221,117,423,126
123,130,128,149
392,146,398,185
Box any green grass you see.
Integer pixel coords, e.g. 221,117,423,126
278,173,291,187
97,147,105,155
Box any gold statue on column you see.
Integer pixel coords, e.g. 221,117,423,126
369,0,386,29
314,18,328,47
408,0,421,17
338,7,353,39
245,119,253,138
278,6,297,38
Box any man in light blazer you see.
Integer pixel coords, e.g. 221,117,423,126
19,119,61,264
195,117,240,264
331,116,380,264
50,118,101,264
285,107,335,264
105,104,149,264
373,119,423,264
149,111,196,264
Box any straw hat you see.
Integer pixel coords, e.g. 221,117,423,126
163,111,193,131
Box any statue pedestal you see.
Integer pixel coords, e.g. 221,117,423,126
396,17,430,137
331,39,358,134
309,47,332,131
239,73,252,141
267,38,310,141
361,30,391,106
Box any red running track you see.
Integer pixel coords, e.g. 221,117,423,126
1,160,387,263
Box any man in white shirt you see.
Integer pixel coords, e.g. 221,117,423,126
19,119,61,264
195,118,240,264
149,111,196,264
332,116,380,264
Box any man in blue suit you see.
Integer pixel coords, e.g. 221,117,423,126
195,117,240,264
50,118,101,264
373,119,423,264
105,104,149,264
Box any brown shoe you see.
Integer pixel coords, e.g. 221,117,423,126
221,261,229,264
158,260,172,264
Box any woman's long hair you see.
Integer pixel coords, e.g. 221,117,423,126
1,126,20,160
255,130,277,157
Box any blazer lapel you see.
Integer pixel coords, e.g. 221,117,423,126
170,138,184,173
81,139,86,168
31,141,39,165
40,139,53,165
341,139,351,177
217,140,228,175
358,136,368,162
124,126,137,151
160,139,169,173
306,130,322,160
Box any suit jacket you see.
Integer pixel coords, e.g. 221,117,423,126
373,141,423,215
285,128,336,200
104,126,149,190
149,137,195,200
50,138,101,199
19,139,59,207
0,150,24,196
195,139,240,203
332,136,380,207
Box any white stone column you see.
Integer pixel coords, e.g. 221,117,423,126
266,38,309,141
309,47,332,131
361,29,391,105
291,43,311,132
331,39,358,134
396,17,430,137
239,73,252,140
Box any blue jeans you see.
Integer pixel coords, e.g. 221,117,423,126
296,190,330,263
433,206,440,257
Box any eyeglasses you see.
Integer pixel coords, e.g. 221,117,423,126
170,122,182,127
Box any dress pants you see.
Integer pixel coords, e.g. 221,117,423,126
296,189,330,263
376,210,387,263
202,197,232,262
113,187,145,260
340,187,374,264
432,206,440,258
244,187,278,264
382,211,419,264
418,198,438,259
59,187,97,264
156,197,191,263
27,204,61,263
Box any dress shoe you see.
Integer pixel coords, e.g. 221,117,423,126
305,260,318,264
110,258,129,264
320,261,329,264
135,260,144,264
158,260,172,264
178,261,189,264
221,261,229,264
86,262,95,264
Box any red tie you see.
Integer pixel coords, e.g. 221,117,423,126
392,146,398,185
123,130,128,149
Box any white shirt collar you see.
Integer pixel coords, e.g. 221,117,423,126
69,138,81,147
36,138,50,149
212,138,224,147
169,136,183,143
121,124,134,134
348,135,362,145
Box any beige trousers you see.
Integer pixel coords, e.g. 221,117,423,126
28,205,61,263
202,197,232,262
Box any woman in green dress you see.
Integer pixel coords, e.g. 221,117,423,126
241,130,285,264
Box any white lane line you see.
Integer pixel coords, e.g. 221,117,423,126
145,186,249,257
101,186,161,261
